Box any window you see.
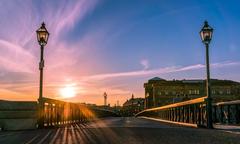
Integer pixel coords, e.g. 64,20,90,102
189,90,192,94
219,90,223,95
189,89,199,95
196,89,200,94
165,91,168,95
172,91,176,95
146,93,149,97
212,90,216,94
226,89,231,95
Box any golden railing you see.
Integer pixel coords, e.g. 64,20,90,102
136,96,240,127
38,97,117,127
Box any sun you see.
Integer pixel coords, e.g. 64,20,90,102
59,85,76,99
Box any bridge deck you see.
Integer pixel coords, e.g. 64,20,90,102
0,117,240,144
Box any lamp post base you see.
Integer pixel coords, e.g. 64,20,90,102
205,97,213,129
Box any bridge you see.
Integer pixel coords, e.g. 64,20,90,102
0,96,240,144
0,97,118,131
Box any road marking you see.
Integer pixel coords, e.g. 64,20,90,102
37,130,52,144
25,134,40,144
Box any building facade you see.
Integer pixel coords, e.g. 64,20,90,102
144,77,240,109
122,95,144,116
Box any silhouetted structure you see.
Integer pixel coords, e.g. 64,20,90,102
144,77,240,109
200,20,214,128
103,92,107,106
122,95,144,116
36,22,49,128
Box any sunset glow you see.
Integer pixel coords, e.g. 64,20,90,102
0,0,239,106
59,85,77,99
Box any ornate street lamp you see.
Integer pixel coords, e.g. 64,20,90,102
37,23,49,46
36,22,49,128
200,21,213,129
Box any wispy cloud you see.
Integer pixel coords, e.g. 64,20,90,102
0,0,101,102
84,61,240,81
54,0,97,36
0,39,35,73
0,0,99,74
140,59,149,70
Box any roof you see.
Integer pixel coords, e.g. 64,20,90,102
182,79,203,83
149,77,166,81
123,98,144,107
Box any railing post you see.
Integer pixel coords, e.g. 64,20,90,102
174,108,176,122
186,105,189,123
213,105,217,123
221,105,224,123
191,105,195,124
56,104,59,125
236,105,240,124
38,100,44,128
178,107,180,122
183,106,185,123
50,104,52,125
227,105,230,124
47,104,50,126
200,104,204,125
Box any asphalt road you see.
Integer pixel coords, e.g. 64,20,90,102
0,117,240,144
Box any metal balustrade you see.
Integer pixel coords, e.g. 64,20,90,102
213,100,240,124
0,97,117,130
38,97,117,127
136,96,240,127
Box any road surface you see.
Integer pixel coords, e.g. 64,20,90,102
0,117,240,144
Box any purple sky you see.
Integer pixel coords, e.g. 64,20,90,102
0,0,239,105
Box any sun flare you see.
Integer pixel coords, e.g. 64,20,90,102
59,85,76,99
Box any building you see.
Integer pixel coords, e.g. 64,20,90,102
122,95,144,116
144,77,240,109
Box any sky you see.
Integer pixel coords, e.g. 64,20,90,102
0,0,240,106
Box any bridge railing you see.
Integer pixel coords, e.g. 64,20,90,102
0,98,117,130
136,96,240,127
39,97,116,127
135,97,207,127
213,100,240,124
0,100,38,130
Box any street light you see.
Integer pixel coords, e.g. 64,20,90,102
36,22,49,128
200,21,213,129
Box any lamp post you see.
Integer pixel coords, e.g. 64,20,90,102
36,22,49,128
200,21,213,129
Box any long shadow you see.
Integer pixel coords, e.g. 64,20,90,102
71,124,82,143
74,123,91,143
77,123,102,143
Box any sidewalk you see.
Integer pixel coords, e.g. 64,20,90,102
139,116,240,133
139,116,198,128
214,123,240,130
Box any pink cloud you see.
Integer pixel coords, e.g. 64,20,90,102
0,39,36,73
82,61,240,81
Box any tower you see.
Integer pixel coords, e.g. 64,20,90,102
104,92,107,106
